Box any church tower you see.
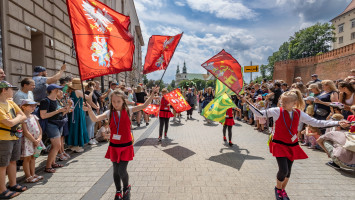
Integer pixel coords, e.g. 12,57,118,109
176,64,180,74
183,61,187,74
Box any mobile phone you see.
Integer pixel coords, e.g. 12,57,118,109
63,60,66,64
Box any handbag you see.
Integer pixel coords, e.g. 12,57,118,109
343,133,355,152
49,117,68,128
315,108,329,117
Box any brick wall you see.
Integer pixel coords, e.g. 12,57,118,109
274,43,355,85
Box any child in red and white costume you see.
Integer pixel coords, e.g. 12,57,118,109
84,87,160,200
249,90,347,200
223,108,235,146
158,89,174,141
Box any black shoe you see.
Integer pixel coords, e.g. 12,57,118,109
115,191,123,200
164,133,167,138
146,123,149,126
158,137,162,142
274,187,283,200
223,136,227,142
326,161,340,170
123,185,131,200
137,123,140,127
281,189,290,200
229,141,233,146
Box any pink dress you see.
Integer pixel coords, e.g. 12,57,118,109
21,115,46,157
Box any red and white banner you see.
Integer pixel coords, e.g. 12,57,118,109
66,0,134,80
163,89,191,113
143,33,183,74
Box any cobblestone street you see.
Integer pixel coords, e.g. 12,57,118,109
11,112,355,200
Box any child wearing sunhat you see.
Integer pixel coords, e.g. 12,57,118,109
20,99,45,183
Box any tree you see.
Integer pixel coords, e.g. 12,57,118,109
154,80,165,89
288,23,335,59
143,75,148,85
260,64,267,78
170,80,176,88
146,80,155,89
206,80,215,89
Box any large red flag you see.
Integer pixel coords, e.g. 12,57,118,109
164,89,191,113
143,33,183,74
136,103,160,116
66,0,134,80
201,50,243,94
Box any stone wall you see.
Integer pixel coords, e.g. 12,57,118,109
273,43,355,85
0,0,143,88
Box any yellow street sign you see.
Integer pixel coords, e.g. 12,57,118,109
244,65,259,73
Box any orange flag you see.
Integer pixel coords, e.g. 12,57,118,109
201,50,243,94
143,33,183,74
66,0,134,80
164,89,191,113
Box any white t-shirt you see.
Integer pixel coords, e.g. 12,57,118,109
13,90,34,106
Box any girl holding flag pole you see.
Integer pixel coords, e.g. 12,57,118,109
246,89,347,200
83,86,159,200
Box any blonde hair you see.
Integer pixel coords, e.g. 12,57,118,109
136,85,142,93
332,113,344,121
161,88,168,94
281,89,305,110
321,80,337,92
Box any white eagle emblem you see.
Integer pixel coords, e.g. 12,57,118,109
82,0,114,33
90,36,114,67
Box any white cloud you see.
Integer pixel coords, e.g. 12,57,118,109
185,0,257,20
175,1,185,7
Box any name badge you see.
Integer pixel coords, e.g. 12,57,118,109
291,134,297,142
112,135,121,140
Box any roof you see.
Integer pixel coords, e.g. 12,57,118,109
331,0,355,21
186,73,215,81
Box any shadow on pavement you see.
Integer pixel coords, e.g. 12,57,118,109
134,138,178,148
204,123,218,126
170,122,184,126
207,144,264,170
162,145,196,161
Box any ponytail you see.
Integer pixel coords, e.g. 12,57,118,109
281,89,305,110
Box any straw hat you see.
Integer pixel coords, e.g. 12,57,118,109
68,78,88,90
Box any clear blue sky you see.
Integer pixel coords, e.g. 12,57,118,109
135,0,351,84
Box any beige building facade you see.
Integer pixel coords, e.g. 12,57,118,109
0,0,144,88
331,0,355,49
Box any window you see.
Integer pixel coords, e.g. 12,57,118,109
339,24,344,33
31,32,45,67
352,19,355,28
339,36,344,44
352,32,355,40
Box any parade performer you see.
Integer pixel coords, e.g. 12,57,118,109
158,89,174,141
223,108,235,146
248,90,346,200
83,87,159,200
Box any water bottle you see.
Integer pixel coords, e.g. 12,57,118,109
33,146,43,158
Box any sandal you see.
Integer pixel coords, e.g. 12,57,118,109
7,184,27,192
52,163,64,168
0,189,19,199
44,168,56,173
57,154,68,161
25,176,39,183
33,174,44,180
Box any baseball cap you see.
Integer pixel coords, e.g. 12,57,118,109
47,84,63,93
33,66,46,76
20,99,38,107
311,74,318,77
295,77,302,80
0,81,18,89
303,96,315,102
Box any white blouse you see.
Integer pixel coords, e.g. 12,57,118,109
249,106,339,128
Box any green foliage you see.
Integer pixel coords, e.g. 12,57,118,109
143,75,148,85
170,80,176,88
206,80,215,88
265,22,335,76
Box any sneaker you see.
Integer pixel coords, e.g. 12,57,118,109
115,191,123,200
93,139,99,144
146,122,149,126
223,136,227,142
281,189,290,200
158,137,162,142
274,187,283,200
123,185,131,200
88,139,95,145
326,161,340,170
229,141,233,146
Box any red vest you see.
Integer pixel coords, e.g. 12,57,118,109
159,97,174,118
274,107,300,143
109,109,132,144
224,108,235,126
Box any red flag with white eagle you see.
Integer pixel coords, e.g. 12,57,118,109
66,0,134,80
201,49,243,94
143,33,183,74
163,89,191,113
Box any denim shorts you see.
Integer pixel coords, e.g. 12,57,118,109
0,140,21,167
46,123,63,139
